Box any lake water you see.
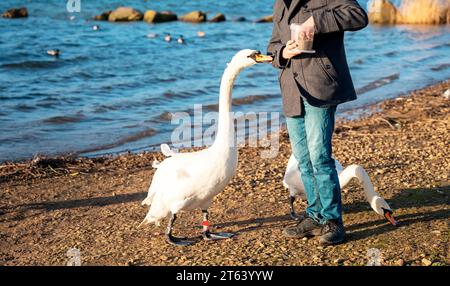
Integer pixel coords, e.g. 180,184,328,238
0,0,449,162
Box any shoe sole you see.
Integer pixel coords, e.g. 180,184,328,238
283,228,322,239
319,236,345,246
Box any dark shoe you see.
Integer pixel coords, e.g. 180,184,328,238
283,217,322,238
319,220,345,246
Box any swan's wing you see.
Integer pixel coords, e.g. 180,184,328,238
152,160,161,169
161,144,177,157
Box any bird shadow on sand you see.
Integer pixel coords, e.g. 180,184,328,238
342,185,449,242
213,185,450,240
2,185,448,240
0,191,147,222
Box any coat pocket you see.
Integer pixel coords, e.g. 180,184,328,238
300,55,339,102
314,50,338,84
314,57,335,84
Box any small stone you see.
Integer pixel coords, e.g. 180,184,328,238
160,255,168,261
233,16,247,22
209,13,226,23
421,258,432,266
180,11,207,23
108,7,143,22
93,11,112,21
395,259,405,266
334,258,345,264
255,15,273,23
2,7,28,18
143,10,177,23
443,89,450,99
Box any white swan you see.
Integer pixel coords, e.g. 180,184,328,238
139,50,273,246
283,154,397,226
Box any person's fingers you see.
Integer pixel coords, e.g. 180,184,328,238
286,41,297,51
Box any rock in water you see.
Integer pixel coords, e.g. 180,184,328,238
108,7,143,22
233,16,247,22
255,15,273,23
144,10,177,23
367,0,400,24
2,7,28,18
180,11,207,23
93,11,112,21
209,13,226,23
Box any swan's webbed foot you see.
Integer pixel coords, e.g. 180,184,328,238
165,213,196,246
200,210,234,241
202,230,234,241
166,234,196,246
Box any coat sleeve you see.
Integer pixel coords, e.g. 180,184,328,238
267,1,288,69
312,0,369,34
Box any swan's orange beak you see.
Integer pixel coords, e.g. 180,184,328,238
383,209,398,226
249,51,273,63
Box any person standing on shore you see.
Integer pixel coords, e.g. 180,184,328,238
267,0,368,245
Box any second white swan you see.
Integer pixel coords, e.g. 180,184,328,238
283,154,397,226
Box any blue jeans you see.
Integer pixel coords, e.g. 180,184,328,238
285,99,342,224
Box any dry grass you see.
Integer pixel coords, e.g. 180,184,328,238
368,0,450,24
399,0,450,24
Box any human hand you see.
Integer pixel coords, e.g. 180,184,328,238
282,40,302,60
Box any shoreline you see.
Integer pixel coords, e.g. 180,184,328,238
0,80,449,266
1,79,448,166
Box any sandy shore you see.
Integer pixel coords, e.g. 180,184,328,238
1,80,449,266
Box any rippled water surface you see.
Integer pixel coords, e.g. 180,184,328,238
1,0,449,162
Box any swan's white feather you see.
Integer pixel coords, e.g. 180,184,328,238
140,49,258,228
161,143,177,157
141,146,238,226
283,154,392,216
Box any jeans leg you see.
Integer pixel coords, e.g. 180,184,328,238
303,101,342,223
285,115,322,222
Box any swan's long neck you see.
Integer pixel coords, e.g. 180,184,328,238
213,63,242,148
339,165,376,200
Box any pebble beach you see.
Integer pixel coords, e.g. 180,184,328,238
0,80,448,266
